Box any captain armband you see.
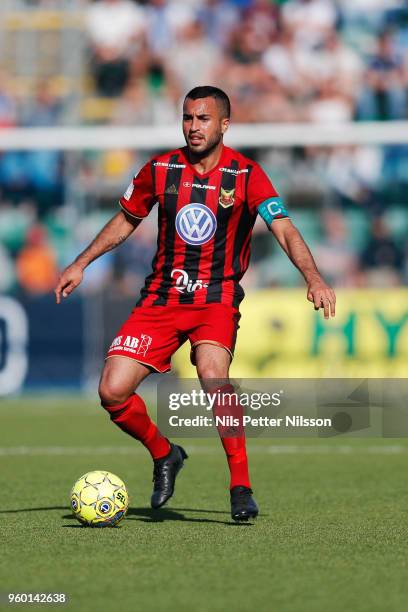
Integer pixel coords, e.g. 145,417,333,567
257,197,289,230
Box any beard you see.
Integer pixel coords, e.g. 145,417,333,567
185,131,223,159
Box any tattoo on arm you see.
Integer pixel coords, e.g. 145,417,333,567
73,212,136,269
110,235,127,250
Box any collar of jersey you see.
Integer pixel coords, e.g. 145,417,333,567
180,144,228,180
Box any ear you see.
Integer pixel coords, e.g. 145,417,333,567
221,118,230,134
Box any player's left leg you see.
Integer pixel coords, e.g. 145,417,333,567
194,342,259,521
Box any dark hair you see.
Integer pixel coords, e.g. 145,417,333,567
184,86,231,118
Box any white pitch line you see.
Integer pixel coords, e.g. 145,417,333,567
0,445,407,456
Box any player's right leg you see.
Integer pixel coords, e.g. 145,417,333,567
99,305,188,509
99,356,171,460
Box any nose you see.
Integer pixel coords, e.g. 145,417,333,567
190,116,200,132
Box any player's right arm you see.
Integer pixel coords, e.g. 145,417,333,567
55,160,156,304
54,210,140,304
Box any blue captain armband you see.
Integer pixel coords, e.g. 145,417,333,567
257,197,289,229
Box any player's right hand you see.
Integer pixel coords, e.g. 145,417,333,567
54,263,84,304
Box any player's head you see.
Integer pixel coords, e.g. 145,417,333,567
183,86,230,157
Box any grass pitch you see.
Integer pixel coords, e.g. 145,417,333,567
1,396,408,612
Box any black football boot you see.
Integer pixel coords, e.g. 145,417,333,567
230,486,259,521
150,444,188,509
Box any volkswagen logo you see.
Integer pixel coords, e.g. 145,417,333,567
175,203,217,246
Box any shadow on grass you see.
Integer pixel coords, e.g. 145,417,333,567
126,506,251,525
0,505,255,526
62,506,253,526
0,506,67,514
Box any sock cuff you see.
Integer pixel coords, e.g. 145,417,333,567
102,393,147,419
207,383,236,396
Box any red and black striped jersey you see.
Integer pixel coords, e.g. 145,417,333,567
119,145,289,308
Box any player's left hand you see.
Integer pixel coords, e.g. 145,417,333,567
307,279,336,319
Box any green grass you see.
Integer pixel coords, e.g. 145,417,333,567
1,396,408,611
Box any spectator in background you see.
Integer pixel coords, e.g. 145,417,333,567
359,216,404,286
21,81,63,126
262,28,307,100
289,31,363,97
21,81,64,214
357,31,407,120
111,78,152,125
86,0,147,96
307,78,354,123
166,18,221,95
282,0,338,49
314,208,359,287
145,0,196,58
0,70,17,127
196,0,239,48
326,145,383,208
16,224,58,295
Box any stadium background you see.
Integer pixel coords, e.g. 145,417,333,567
2,3,408,612
0,0,408,394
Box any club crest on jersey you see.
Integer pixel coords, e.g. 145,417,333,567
219,187,235,208
175,203,217,246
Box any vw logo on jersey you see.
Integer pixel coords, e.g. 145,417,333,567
175,203,217,246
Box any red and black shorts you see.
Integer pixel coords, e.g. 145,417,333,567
106,304,241,373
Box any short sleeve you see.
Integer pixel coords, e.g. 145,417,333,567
247,163,289,229
119,162,155,219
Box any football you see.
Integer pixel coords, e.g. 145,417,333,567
70,470,129,527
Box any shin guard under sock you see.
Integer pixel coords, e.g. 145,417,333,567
102,394,170,460
211,383,251,489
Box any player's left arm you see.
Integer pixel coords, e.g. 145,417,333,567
270,218,336,319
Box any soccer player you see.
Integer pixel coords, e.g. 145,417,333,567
55,86,336,521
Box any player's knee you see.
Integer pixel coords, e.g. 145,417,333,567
98,380,131,408
196,362,229,381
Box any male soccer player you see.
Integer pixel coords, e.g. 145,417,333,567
55,86,336,521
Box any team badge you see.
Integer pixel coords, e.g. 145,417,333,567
175,203,217,246
219,187,235,208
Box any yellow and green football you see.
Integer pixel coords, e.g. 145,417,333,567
70,470,129,527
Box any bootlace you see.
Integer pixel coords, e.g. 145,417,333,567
235,487,253,500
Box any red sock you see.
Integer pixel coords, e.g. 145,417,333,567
102,394,171,460
211,384,251,490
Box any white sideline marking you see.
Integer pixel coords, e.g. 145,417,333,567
0,445,407,457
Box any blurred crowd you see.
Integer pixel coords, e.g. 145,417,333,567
0,0,408,297
2,0,408,125
83,0,408,125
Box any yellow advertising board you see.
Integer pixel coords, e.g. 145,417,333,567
172,289,408,378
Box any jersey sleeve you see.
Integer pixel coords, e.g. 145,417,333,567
247,163,290,229
119,161,156,219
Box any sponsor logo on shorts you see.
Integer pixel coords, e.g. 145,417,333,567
109,334,152,356
171,268,209,293
175,203,217,246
